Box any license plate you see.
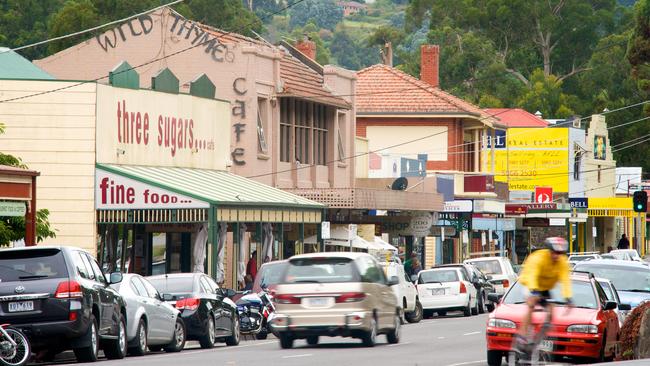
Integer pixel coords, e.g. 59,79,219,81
430,288,445,295
302,297,333,308
539,340,553,352
8,301,34,313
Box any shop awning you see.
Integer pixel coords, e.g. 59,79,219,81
96,164,323,224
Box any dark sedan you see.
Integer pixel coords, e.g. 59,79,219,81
147,273,240,348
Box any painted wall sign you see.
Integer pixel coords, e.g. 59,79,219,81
95,169,209,209
443,200,473,212
569,198,588,209
594,135,606,160
95,84,229,170
231,77,247,165
0,201,26,217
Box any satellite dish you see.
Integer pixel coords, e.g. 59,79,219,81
391,177,408,191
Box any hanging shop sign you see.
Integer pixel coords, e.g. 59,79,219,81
443,200,473,212
95,168,209,210
569,198,588,209
407,213,434,237
95,84,230,170
321,221,331,240
505,204,528,215
525,203,557,211
0,201,26,217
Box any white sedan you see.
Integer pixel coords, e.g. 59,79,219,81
416,267,478,317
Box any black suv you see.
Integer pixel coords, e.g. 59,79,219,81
0,246,127,362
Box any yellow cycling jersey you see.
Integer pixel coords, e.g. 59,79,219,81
519,249,572,299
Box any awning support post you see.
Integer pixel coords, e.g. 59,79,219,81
299,222,304,255
234,222,241,290
208,205,217,280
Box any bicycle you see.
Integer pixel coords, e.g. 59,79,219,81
0,324,30,366
508,300,568,366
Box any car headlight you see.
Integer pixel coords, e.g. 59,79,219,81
488,318,516,329
566,324,598,334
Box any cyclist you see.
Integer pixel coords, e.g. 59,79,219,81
516,237,572,345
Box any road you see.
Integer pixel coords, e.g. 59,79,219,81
44,313,490,366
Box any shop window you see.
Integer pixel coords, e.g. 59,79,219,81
279,97,329,165
573,151,582,180
151,233,166,275
257,98,269,154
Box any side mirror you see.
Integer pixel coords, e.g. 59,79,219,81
387,276,399,286
618,303,632,311
487,293,503,303
410,275,418,283
161,293,173,301
604,301,618,311
109,272,123,284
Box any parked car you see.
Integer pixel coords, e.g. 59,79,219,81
595,277,631,328
610,249,644,263
270,252,401,348
416,266,478,317
435,264,493,314
233,260,288,303
380,261,422,323
0,246,127,363
568,253,601,266
464,257,517,296
110,274,186,355
147,273,239,349
573,259,650,308
486,272,621,365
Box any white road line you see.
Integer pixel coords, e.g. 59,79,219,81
387,342,411,347
463,331,481,336
282,353,313,359
444,360,487,366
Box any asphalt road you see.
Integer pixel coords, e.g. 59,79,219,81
43,312,490,366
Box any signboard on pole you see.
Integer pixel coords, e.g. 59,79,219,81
535,187,553,203
321,221,331,240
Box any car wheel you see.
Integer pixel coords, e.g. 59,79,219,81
464,300,472,317
225,316,240,346
306,336,319,345
199,316,216,349
479,292,486,314
471,296,479,316
74,315,99,362
104,315,127,360
279,334,294,349
386,311,401,344
164,317,186,352
406,300,423,323
129,319,147,356
362,317,378,347
487,350,503,366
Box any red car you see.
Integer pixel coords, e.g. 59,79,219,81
486,272,620,365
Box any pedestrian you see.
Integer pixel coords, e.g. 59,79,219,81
618,234,630,250
607,246,613,253
411,258,422,275
404,253,417,276
243,274,253,291
246,250,258,280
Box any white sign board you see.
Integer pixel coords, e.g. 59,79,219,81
321,221,331,240
95,169,209,209
408,213,434,237
348,224,358,240
95,84,230,170
473,200,505,214
443,200,473,212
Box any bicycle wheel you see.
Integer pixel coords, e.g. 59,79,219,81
0,328,31,366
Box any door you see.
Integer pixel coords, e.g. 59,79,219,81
141,276,176,341
207,276,234,334
85,253,120,336
200,276,225,334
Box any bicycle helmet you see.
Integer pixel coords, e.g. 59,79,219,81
544,237,568,253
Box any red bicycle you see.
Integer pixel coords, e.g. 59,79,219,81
0,324,30,366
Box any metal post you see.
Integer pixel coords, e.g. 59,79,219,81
299,223,305,254
234,222,240,290
208,205,216,279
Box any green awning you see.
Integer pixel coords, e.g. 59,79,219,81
97,164,323,210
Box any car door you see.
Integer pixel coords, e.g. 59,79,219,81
200,276,225,333
371,259,395,328
595,281,618,352
85,253,120,336
141,276,176,341
399,266,417,311
208,277,234,334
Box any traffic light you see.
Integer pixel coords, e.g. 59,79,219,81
633,190,648,213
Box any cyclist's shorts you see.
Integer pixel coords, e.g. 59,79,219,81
524,288,551,305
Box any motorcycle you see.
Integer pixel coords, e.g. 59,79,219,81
235,288,275,340
0,324,30,366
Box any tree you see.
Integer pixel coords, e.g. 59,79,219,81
48,0,100,54
288,0,343,31
0,123,57,246
330,26,380,70
172,0,263,36
516,69,577,118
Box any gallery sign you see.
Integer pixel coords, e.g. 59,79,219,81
95,169,209,209
95,84,230,170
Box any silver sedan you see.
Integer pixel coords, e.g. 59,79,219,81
111,273,186,355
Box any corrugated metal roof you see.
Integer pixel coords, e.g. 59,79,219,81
97,164,323,209
0,48,54,79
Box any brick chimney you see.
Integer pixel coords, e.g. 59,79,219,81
420,44,439,88
295,35,316,60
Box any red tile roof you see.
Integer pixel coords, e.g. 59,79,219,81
356,64,497,125
484,108,548,127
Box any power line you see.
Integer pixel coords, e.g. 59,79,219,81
613,136,650,152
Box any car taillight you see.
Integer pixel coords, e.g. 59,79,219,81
503,280,510,288
55,280,83,299
175,298,200,310
337,292,366,303
273,294,300,304
459,282,467,294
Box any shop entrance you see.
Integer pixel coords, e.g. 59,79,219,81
150,232,192,275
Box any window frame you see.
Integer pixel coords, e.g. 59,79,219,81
257,98,269,154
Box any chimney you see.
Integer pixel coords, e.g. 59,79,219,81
420,44,439,88
295,35,316,60
381,42,393,67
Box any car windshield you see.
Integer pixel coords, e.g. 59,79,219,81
282,257,359,284
148,276,195,295
610,252,632,261
574,264,650,292
0,249,68,281
419,269,458,284
468,260,502,275
504,280,599,309
254,262,288,291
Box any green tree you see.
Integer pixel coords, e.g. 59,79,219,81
288,0,343,31
0,123,56,246
516,69,577,118
174,0,262,35
0,0,64,60
48,0,101,54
